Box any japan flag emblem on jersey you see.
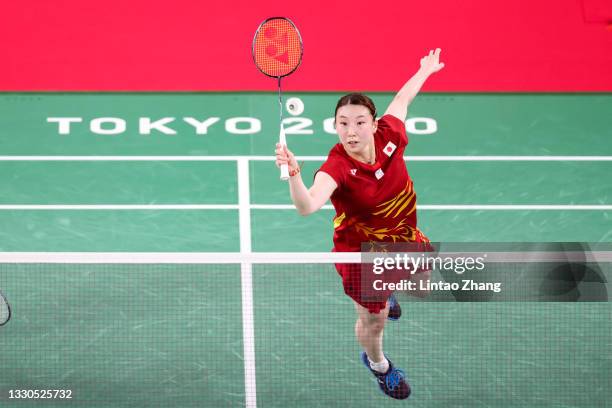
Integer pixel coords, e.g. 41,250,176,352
383,141,397,157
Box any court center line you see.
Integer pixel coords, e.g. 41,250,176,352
237,158,257,408
0,204,610,210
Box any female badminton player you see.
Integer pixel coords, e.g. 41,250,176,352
275,49,444,399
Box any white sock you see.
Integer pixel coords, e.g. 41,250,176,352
368,357,389,374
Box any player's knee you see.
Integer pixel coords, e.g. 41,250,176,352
359,313,386,333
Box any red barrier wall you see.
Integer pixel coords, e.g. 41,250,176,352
1,1,611,91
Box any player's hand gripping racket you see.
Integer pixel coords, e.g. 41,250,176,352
252,17,303,180
0,290,11,326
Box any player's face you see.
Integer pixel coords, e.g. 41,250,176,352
335,104,377,158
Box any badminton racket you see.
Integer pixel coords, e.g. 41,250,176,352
252,17,303,180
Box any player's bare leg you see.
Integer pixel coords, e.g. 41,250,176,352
354,301,389,363
355,300,411,399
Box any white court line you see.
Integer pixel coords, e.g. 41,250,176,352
0,205,239,210
418,205,612,210
402,156,612,162
1,155,612,161
0,204,611,211
0,252,362,263
237,159,257,408
252,204,612,211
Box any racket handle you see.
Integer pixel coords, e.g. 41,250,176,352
280,163,289,180
279,125,289,181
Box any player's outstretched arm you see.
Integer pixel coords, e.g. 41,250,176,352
384,48,445,122
275,144,337,216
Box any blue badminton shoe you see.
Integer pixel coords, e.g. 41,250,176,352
387,293,401,321
361,352,410,400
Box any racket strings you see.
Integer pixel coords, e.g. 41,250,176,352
253,18,302,78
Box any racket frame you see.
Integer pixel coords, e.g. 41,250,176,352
0,290,11,326
251,17,304,79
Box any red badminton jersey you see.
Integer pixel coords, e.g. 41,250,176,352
317,114,427,252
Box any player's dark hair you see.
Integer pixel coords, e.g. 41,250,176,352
334,93,377,119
